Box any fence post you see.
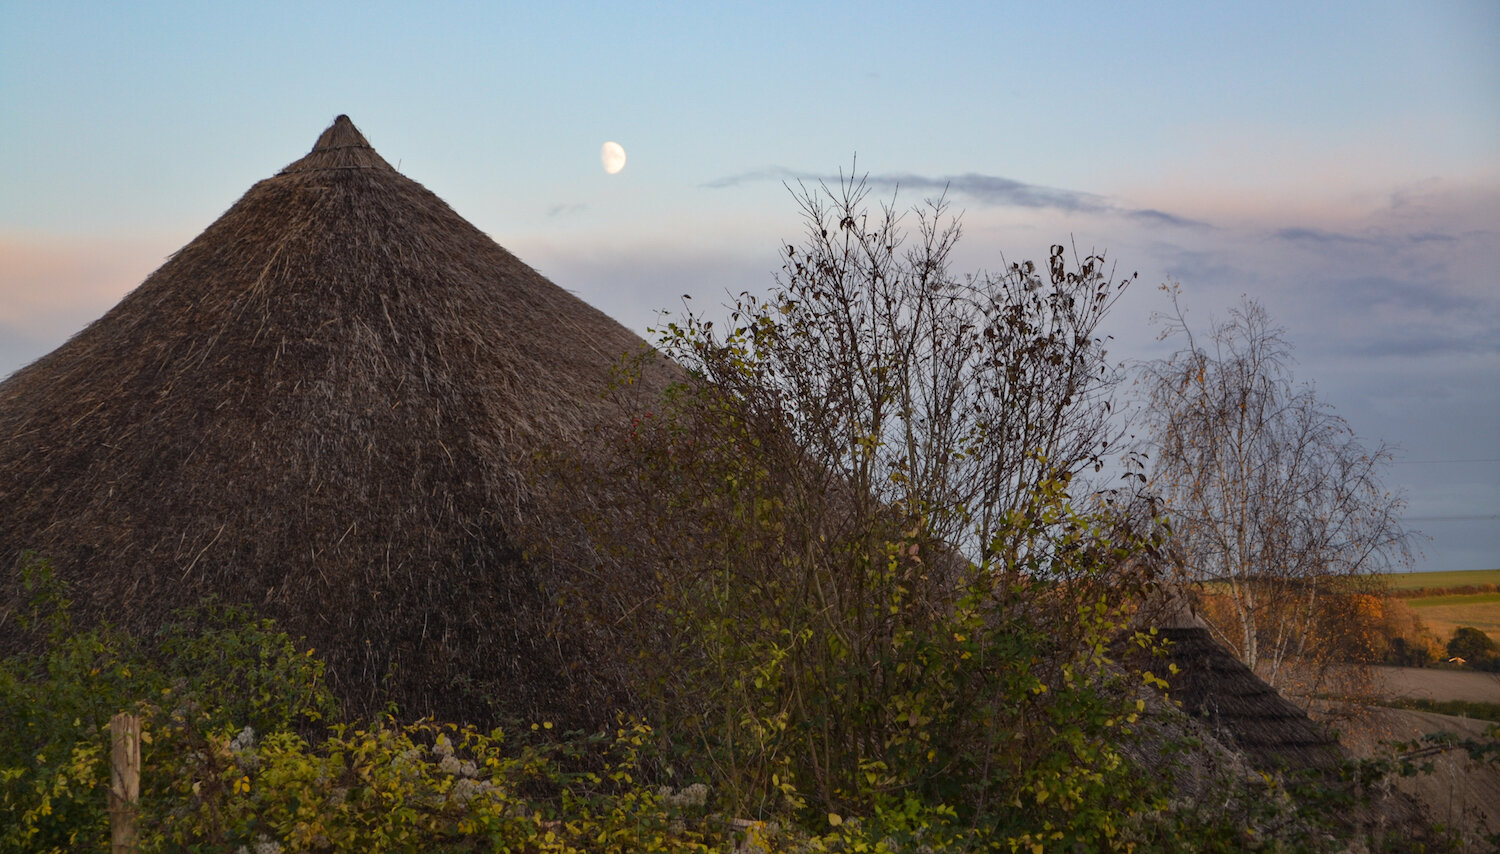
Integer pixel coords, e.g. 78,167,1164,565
109,712,141,854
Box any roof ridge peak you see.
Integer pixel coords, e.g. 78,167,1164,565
312,115,371,151
280,115,392,174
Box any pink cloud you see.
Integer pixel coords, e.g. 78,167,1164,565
0,233,181,375
0,233,175,329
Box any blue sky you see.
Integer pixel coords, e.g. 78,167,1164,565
2,1,1497,571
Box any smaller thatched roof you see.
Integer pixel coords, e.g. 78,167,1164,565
1149,593,1345,774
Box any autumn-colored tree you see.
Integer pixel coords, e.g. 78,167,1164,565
1378,598,1442,666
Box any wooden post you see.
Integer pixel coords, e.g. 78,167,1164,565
109,712,141,854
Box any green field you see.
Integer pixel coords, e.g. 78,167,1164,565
1407,592,1500,608
1382,568,1500,591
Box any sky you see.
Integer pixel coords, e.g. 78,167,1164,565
2,1,1496,573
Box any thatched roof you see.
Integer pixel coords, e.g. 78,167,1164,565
1150,594,1345,774
0,116,668,724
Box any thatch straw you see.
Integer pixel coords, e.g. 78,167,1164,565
1150,594,1345,774
0,116,672,725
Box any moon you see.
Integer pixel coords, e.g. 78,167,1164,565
601,141,626,175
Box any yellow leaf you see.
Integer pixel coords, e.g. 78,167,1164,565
828,812,843,827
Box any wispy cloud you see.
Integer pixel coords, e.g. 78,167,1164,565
704,167,1211,227
867,172,1111,213
700,168,801,189
547,203,588,218
1405,231,1459,245
1271,226,1377,246
1345,326,1500,358
1147,243,1252,290
1271,225,1478,252
1335,275,1480,314
1127,209,1213,229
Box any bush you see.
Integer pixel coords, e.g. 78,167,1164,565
142,717,729,852
559,377,1178,843
1447,626,1497,664
0,555,336,850
1385,636,1433,667
0,559,1161,852
0,557,734,852
1,554,1425,848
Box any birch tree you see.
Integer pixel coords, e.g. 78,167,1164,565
1140,288,1411,687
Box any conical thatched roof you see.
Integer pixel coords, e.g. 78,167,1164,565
0,116,666,724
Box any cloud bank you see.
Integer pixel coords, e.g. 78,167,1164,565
705,168,1212,228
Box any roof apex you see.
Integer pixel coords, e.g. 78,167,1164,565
314,114,371,151
280,115,393,174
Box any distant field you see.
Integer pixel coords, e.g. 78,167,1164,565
1383,568,1500,591
1379,570,1500,644
1409,593,1500,608
1368,666,1500,703
1406,596,1500,644
1196,569,1500,645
